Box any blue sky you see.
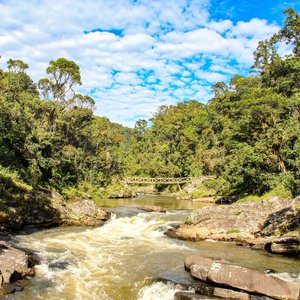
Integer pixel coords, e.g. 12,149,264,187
0,0,299,127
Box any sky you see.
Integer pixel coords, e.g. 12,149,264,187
0,0,299,127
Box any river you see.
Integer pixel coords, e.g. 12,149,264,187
7,195,300,300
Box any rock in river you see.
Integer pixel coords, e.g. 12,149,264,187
171,197,300,242
61,199,111,226
185,255,300,300
0,241,39,295
265,236,300,255
0,189,111,230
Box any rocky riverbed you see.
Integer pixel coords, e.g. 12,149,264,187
0,189,112,296
165,196,300,255
174,255,300,300
1,194,299,299
0,241,40,296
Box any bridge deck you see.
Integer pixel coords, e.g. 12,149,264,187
122,177,194,184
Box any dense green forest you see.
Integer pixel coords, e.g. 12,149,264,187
0,9,299,200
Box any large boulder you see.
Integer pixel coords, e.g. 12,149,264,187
171,197,300,242
0,189,110,230
0,241,39,295
61,199,111,226
185,255,300,300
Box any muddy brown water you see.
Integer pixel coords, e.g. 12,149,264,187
7,195,300,300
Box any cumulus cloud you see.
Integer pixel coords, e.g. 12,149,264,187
0,0,281,126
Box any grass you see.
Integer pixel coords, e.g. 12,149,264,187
191,184,217,199
0,165,32,193
237,185,292,203
62,181,104,201
62,180,134,201
226,229,240,234
0,165,32,203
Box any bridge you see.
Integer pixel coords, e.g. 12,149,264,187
121,176,212,185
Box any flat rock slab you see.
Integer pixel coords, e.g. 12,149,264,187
185,255,300,300
175,197,300,242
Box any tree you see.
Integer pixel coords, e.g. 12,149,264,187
252,40,279,77
38,58,82,103
68,93,95,110
277,8,300,56
211,82,228,96
7,59,29,73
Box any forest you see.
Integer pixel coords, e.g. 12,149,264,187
0,8,299,201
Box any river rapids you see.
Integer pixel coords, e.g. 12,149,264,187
7,196,300,300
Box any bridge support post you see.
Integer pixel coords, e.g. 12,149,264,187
177,183,182,193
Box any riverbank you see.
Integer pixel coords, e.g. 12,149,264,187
1,191,300,298
165,196,300,255
0,189,111,231
0,188,113,296
4,202,300,300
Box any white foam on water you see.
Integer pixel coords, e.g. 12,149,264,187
273,272,300,283
137,282,181,300
13,212,193,299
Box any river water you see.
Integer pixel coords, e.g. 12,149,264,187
8,195,300,300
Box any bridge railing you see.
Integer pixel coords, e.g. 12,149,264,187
122,177,196,184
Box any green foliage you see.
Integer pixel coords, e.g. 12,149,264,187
262,185,292,200
233,210,242,216
237,185,292,203
184,219,193,225
226,229,240,234
0,165,32,193
191,184,217,199
1,9,300,202
0,58,126,193
38,58,82,103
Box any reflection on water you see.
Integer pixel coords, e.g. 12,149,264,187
94,194,207,210
7,196,300,300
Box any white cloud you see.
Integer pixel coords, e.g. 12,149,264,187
229,18,279,39
0,0,281,126
208,19,233,33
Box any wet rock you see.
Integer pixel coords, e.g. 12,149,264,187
164,228,179,239
235,238,268,250
174,291,207,300
48,261,70,270
265,236,300,255
155,274,215,297
2,283,15,294
109,189,137,199
156,269,272,300
0,241,38,295
124,204,166,213
186,255,300,300
213,288,249,300
174,197,300,242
